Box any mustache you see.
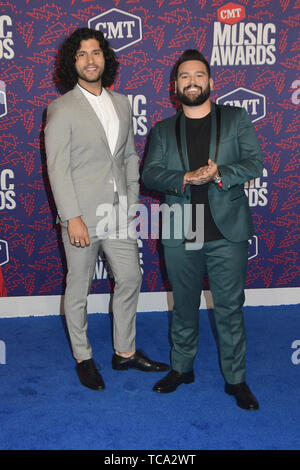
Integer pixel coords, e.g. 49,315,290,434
83,65,100,70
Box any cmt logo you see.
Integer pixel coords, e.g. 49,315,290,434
0,240,9,267
216,87,266,123
217,2,245,25
0,80,7,118
88,8,142,52
248,235,258,260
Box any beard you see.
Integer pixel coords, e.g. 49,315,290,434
76,67,103,84
177,83,211,107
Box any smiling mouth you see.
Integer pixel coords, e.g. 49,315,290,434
85,67,98,72
185,87,201,93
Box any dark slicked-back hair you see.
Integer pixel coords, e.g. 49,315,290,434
56,28,118,91
175,49,211,78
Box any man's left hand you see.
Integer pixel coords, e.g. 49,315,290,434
185,159,219,185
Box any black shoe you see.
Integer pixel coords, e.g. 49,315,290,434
76,358,105,390
112,350,169,372
153,369,195,393
225,382,259,410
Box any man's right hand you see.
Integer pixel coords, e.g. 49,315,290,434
184,166,210,185
67,216,90,247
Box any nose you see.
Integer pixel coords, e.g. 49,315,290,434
87,53,96,63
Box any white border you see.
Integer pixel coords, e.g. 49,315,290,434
0,288,299,318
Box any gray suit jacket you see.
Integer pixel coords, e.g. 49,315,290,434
45,86,139,230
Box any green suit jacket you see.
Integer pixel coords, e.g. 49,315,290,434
142,102,263,246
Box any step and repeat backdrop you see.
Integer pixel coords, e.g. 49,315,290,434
0,0,299,316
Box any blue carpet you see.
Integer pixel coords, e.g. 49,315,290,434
0,305,299,450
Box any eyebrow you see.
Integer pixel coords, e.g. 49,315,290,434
178,70,207,76
76,48,102,53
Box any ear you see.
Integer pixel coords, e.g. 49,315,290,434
174,79,177,94
210,78,214,91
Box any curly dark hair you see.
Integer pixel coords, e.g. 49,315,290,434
56,28,118,91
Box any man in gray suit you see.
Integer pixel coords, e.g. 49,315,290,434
45,28,168,390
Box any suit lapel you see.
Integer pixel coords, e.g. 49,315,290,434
105,89,123,158
208,102,217,162
179,113,190,171
72,86,112,156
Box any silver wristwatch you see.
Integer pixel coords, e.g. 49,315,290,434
213,175,222,184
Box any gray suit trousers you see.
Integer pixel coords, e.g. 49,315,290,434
62,227,142,361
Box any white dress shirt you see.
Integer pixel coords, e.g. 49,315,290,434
77,84,119,156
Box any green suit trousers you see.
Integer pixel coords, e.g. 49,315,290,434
164,238,248,385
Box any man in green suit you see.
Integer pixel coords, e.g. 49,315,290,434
142,49,263,410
